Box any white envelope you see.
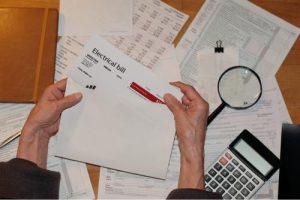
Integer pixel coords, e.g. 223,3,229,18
55,35,182,179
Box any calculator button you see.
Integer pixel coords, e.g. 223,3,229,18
245,171,253,178
238,165,246,172
219,157,228,165
246,182,255,191
226,163,235,172
241,188,250,196
216,187,225,195
225,152,232,160
214,163,223,171
233,170,241,178
253,178,259,185
222,181,230,189
240,176,248,184
223,193,232,200
228,175,236,184
232,159,239,165
236,193,244,199
205,174,211,183
229,187,237,196
234,182,243,190
216,175,224,183
221,169,229,177
209,180,218,189
208,169,217,177
205,186,213,192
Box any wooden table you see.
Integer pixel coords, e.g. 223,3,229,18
1,0,299,197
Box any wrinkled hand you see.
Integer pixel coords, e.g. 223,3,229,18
164,82,208,189
24,79,82,140
17,79,82,168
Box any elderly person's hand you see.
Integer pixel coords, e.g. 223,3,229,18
164,82,208,190
17,79,82,168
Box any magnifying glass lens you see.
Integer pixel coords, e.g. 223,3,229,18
218,67,262,108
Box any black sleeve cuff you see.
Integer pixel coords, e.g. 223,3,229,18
0,158,60,199
167,188,223,199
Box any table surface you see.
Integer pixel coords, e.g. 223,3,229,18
1,0,299,197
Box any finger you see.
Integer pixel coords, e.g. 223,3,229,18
54,78,68,93
41,79,68,101
170,81,206,103
49,86,65,100
182,95,190,106
164,93,186,117
56,92,82,112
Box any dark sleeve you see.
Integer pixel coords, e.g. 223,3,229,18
0,158,60,199
167,188,223,199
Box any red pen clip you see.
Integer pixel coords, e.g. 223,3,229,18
130,82,165,104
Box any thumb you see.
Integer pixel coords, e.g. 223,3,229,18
164,93,185,117
57,92,82,112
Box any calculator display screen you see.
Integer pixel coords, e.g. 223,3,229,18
233,139,273,176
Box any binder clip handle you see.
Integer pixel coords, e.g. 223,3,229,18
215,40,224,53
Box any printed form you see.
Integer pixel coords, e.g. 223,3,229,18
176,0,299,83
98,77,290,199
55,35,182,179
0,104,34,144
105,0,188,69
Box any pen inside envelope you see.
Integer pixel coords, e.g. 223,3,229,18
130,82,165,104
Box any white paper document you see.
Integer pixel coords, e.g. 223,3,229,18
176,0,300,80
56,0,189,72
55,36,88,82
0,103,34,144
99,140,180,199
152,45,182,82
59,0,133,36
195,47,239,111
48,139,95,199
55,36,182,83
98,77,290,199
55,35,182,179
105,0,188,69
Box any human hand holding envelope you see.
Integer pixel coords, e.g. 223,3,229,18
55,35,182,179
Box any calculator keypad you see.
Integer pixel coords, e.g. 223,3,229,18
221,169,229,177
204,149,264,199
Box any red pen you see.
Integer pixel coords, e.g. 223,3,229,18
130,82,165,104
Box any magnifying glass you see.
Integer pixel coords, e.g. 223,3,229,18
207,66,262,125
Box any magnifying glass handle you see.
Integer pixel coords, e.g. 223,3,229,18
207,102,226,125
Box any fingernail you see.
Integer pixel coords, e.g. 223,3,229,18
75,92,82,99
163,93,170,101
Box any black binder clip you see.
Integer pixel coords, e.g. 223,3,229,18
215,40,224,53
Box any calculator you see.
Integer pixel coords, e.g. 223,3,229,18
204,130,280,199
